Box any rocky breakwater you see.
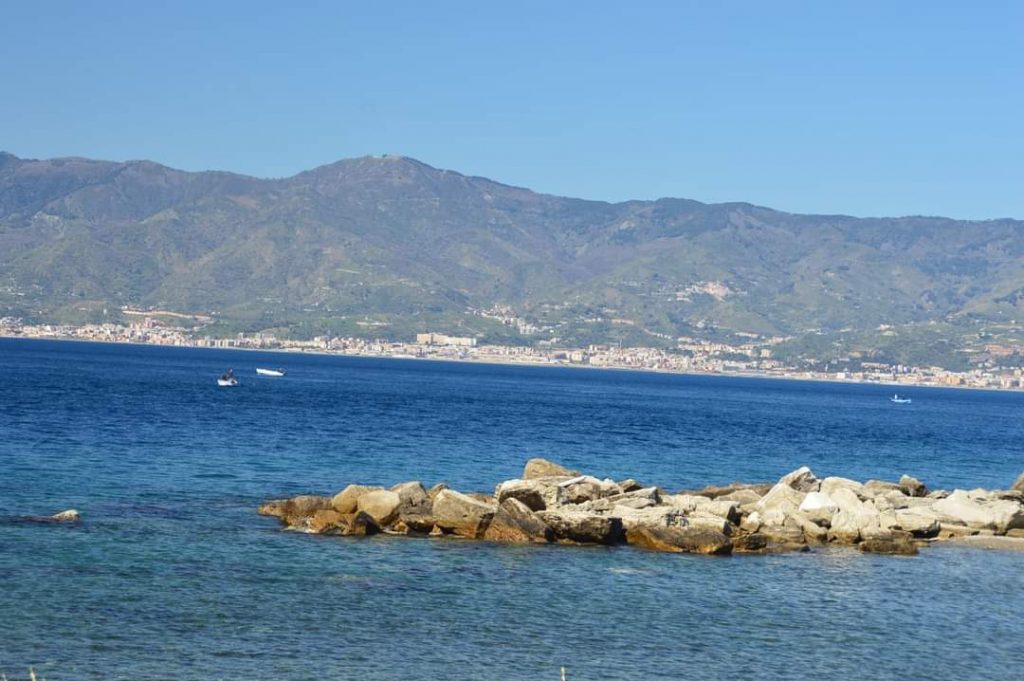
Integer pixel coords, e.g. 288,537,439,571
258,459,1024,557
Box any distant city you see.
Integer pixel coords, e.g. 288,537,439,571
4,313,1024,392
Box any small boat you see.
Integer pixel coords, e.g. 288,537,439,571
890,393,911,404
217,369,239,387
256,368,286,377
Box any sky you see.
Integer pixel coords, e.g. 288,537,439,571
1,1,1021,219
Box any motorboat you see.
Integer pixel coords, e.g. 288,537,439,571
890,394,911,404
256,368,286,377
218,369,239,387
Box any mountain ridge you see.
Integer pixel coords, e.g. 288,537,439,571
2,151,1023,368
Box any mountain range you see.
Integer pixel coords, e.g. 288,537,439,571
2,151,1023,367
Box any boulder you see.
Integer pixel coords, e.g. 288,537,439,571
557,475,613,505
779,466,820,493
617,479,643,493
799,491,837,514
50,509,81,522
828,488,881,543
356,489,402,526
663,494,739,523
612,505,685,531
495,478,551,511
740,511,762,534
863,480,902,497
308,509,345,534
625,525,732,555
1012,473,1024,493
717,488,763,505
538,510,623,545
260,495,333,526
332,485,382,514
899,475,929,498
933,490,1024,533
427,482,449,500
755,483,807,527
682,513,734,535
584,487,660,512
682,482,772,499
859,537,919,556
391,481,434,532
732,533,769,552
891,508,941,538
820,476,864,498
523,458,579,480
339,511,381,536
482,499,554,544
431,489,495,538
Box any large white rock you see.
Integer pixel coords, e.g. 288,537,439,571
828,488,881,543
778,466,820,492
820,476,864,498
932,490,1024,533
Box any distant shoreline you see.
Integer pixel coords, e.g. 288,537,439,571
2,333,1017,396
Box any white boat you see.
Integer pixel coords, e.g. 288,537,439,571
218,369,239,387
256,368,286,377
890,394,911,404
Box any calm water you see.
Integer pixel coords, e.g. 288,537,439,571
1,338,1023,680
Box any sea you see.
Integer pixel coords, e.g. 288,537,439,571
1,338,1023,680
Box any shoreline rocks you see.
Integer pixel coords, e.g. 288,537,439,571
257,459,1024,557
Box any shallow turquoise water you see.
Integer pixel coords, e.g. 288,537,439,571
1,339,1023,680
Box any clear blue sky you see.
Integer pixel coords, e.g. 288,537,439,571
2,1,1021,218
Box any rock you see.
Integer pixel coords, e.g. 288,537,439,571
582,487,660,513
828,488,881,543
495,478,551,511
859,537,919,555
933,490,1024,533
538,510,624,544
820,476,864,498
950,535,1024,551
864,480,902,497
732,533,769,552
779,466,820,493
927,490,950,499
332,485,382,514
937,523,978,539
891,508,941,538
613,505,685,531
523,458,579,480
663,494,739,523
617,479,643,493
308,509,345,534
718,488,763,505
754,483,807,528
391,481,434,532
356,489,402,525
740,511,762,534
899,475,929,498
1012,473,1024,493
50,509,81,522
682,513,734,535
482,499,554,544
427,482,449,500
557,475,612,505
431,489,495,538
625,525,732,555
341,511,382,536
681,482,772,499
799,492,837,512
260,495,333,526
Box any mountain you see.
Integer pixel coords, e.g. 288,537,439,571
2,151,1023,366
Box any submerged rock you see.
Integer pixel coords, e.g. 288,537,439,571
859,537,919,556
50,509,81,522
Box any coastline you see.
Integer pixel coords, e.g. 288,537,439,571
3,332,1018,395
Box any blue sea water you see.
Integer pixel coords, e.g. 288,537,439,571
1,338,1023,680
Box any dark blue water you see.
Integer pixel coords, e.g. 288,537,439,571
1,338,1023,680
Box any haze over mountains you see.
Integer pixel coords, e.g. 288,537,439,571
2,151,1023,367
